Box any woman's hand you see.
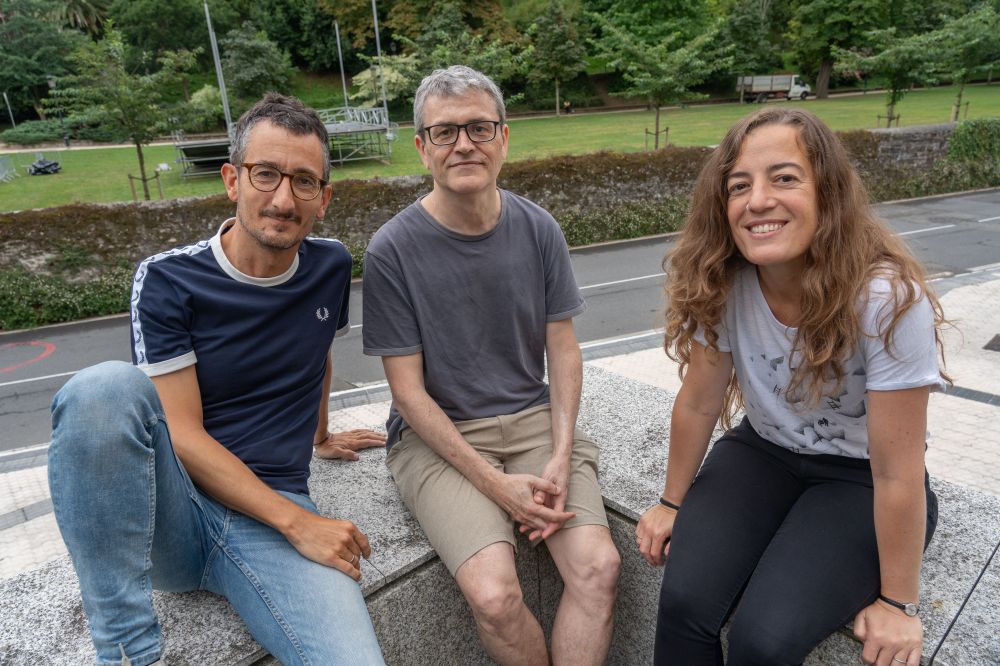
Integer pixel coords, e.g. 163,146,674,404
853,599,923,666
636,503,678,566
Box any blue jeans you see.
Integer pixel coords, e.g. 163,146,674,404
49,361,385,666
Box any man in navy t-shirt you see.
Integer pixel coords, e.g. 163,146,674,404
48,94,386,666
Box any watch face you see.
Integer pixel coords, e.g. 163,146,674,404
904,603,919,617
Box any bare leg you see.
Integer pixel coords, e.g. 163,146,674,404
454,542,548,666
546,525,621,666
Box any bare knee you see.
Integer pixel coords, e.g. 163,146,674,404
562,540,621,604
464,576,525,633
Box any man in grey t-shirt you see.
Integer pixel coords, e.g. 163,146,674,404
363,66,620,666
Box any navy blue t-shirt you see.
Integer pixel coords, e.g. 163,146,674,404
130,219,352,494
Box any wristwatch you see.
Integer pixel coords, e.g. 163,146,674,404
879,594,920,617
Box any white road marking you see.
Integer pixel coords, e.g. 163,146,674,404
898,224,956,236
580,273,665,290
0,370,79,389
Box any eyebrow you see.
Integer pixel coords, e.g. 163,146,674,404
253,160,321,178
727,162,806,182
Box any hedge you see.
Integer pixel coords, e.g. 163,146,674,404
2,128,998,330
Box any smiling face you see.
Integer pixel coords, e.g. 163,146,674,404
221,120,332,253
725,124,819,277
415,89,509,199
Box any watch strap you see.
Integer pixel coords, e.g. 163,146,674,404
879,594,920,616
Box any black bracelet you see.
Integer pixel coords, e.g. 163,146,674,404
658,497,681,511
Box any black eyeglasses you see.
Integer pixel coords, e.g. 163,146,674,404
240,162,327,201
422,121,502,146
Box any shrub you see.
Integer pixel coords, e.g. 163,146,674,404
2,128,997,330
0,264,132,331
949,118,1000,164
0,120,64,145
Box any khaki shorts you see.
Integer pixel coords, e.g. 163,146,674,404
386,403,609,576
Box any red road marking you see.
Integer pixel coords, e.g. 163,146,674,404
0,341,57,373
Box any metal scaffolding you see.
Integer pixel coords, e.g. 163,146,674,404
319,106,399,165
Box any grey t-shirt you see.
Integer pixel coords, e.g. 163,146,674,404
362,189,585,448
696,263,945,458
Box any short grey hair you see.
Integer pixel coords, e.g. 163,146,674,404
412,65,506,134
229,92,331,180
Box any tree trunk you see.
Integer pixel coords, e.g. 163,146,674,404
951,82,965,122
816,59,832,99
654,105,661,150
886,100,896,126
135,141,151,201
555,78,560,117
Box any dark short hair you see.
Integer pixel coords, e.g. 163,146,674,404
229,92,330,180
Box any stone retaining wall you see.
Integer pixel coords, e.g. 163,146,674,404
870,122,956,168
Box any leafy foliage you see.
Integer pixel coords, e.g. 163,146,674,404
0,0,86,118
929,6,1000,121
592,15,731,147
718,0,785,76
528,1,588,116
0,264,132,330
51,27,197,198
108,0,237,63
834,28,941,121
220,22,295,109
790,0,889,98
948,118,1000,164
58,0,110,37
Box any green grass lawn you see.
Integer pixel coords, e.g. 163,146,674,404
2,84,997,212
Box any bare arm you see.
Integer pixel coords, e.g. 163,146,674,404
522,319,583,540
152,366,370,580
382,353,575,533
313,351,386,461
855,386,930,666
636,341,733,565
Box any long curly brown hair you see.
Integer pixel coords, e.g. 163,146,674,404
664,108,948,426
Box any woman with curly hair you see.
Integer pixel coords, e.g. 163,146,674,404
636,108,947,666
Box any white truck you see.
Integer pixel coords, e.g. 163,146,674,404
736,74,812,103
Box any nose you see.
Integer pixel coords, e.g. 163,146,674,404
453,126,476,150
270,173,297,210
745,181,775,213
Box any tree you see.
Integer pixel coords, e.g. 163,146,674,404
108,0,238,63
241,0,343,71
0,0,85,119
219,22,295,110
349,54,419,107
790,0,888,98
592,17,731,149
52,27,197,199
584,0,711,45
528,0,587,117
58,0,110,37
718,0,784,76
834,28,940,124
932,6,1000,121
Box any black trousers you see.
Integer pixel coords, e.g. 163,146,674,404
653,418,938,666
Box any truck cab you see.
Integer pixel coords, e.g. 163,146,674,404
790,76,811,100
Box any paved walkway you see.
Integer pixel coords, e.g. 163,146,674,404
2,270,998,581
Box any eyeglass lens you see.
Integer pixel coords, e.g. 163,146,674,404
248,165,321,200
428,121,498,145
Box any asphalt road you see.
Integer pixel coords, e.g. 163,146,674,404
1,189,998,453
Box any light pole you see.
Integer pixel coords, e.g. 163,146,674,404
2,91,15,129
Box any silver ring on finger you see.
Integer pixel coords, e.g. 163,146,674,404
349,553,358,565
893,659,908,664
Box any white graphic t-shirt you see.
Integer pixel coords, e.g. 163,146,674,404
696,264,945,458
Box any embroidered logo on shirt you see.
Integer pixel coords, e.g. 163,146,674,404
316,307,330,322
